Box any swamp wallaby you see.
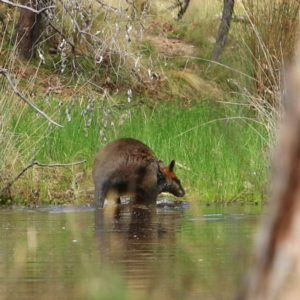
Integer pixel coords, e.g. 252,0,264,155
93,138,185,208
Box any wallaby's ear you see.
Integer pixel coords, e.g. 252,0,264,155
158,160,167,170
169,160,176,172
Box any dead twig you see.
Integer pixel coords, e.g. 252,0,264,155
166,0,190,19
48,21,76,55
175,161,191,171
0,0,55,14
0,158,87,197
47,21,78,71
94,0,117,11
0,68,63,128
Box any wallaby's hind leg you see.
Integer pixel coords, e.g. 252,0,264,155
94,183,106,209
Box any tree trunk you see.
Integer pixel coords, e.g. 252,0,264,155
211,0,235,62
14,0,42,60
177,0,191,20
236,66,300,300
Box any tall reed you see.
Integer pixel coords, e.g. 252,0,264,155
241,0,299,108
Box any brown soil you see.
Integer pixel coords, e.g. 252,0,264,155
138,21,199,57
147,34,198,56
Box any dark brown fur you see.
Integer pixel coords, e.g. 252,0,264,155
92,138,185,208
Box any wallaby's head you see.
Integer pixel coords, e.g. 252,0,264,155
158,160,185,197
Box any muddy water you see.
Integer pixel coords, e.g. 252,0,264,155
0,201,261,300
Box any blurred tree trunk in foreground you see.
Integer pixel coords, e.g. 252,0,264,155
237,55,300,299
211,0,234,61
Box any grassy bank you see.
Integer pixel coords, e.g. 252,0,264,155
5,95,268,204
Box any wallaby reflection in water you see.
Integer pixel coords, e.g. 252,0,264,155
94,202,183,288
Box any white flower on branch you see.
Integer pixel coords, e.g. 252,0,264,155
115,23,120,35
58,39,67,52
61,57,67,73
66,108,72,121
58,39,68,73
125,32,131,42
134,56,141,71
58,101,64,110
71,98,76,107
100,129,106,141
46,10,54,22
86,118,92,127
103,108,110,117
37,47,45,64
127,89,132,103
87,99,94,112
148,68,153,80
79,12,85,21
102,118,107,128
103,89,108,99
95,55,103,64
125,25,132,42
153,72,160,79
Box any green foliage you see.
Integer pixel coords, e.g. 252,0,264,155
9,95,268,203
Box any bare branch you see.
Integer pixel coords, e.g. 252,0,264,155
166,1,182,10
0,68,63,128
57,0,81,32
34,160,87,168
48,21,77,64
166,0,190,19
0,159,87,197
0,0,55,14
177,0,190,19
94,0,117,11
175,162,191,171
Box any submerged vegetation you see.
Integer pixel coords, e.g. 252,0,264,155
0,0,299,205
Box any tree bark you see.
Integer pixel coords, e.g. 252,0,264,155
177,0,190,20
14,0,42,60
211,0,234,62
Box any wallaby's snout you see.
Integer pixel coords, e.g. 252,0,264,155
158,160,185,197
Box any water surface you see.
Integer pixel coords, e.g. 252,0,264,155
0,201,262,300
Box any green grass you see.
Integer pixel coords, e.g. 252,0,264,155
116,100,268,202
9,95,268,204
